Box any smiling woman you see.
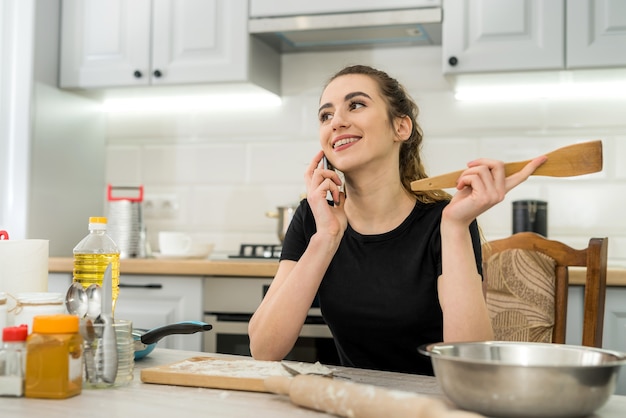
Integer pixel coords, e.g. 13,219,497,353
248,64,548,376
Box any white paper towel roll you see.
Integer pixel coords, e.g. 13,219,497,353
0,239,49,308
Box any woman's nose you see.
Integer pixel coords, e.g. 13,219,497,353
330,109,349,129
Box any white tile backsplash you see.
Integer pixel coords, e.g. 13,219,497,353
105,46,626,264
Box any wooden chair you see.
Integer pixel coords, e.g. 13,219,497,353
482,232,608,348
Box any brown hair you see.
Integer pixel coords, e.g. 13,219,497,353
326,65,450,203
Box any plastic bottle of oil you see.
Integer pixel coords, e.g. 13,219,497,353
73,217,120,314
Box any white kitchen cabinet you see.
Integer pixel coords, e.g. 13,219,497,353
443,0,626,74
567,286,626,395
566,0,626,69
602,288,626,395
60,0,279,93
249,0,441,17
48,272,204,351
114,275,204,351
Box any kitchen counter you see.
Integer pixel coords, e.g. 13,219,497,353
49,256,278,277
3,348,625,418
49,257,626,285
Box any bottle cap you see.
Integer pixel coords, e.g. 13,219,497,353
32,314,79,334
3,325,28,342
88,216,108,230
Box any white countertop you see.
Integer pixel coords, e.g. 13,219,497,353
2,348,625,418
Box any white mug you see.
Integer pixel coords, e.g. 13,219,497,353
158,232,192,256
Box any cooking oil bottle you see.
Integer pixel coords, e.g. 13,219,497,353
73,217,120,314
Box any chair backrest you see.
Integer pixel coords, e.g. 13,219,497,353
482,232,608,348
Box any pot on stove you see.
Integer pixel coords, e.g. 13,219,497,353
266,204,298,243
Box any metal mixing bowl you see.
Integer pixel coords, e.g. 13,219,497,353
419,341,626,418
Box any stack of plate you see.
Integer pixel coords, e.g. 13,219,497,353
107,198,144,258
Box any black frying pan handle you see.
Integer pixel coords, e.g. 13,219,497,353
140,321,213,345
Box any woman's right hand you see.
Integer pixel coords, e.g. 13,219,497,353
305,151,347,239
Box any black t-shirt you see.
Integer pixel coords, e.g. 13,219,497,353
280,198,482,376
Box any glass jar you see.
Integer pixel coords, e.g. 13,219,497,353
25,314,83,399
12,292,65,331
0,292,7,331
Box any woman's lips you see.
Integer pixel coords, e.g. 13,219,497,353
333,136,360,149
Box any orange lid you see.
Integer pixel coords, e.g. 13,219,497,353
89,216,107,224
32,314,79,334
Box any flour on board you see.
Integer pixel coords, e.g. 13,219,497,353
169,359,293,379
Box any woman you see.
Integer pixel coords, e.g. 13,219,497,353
248,65,546,375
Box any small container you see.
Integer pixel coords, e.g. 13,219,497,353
25,315,83,399
0,293,7,332
512,200,548,236
12,292,65,332
0,325,28,397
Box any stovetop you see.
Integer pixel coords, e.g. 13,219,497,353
228,244,281,260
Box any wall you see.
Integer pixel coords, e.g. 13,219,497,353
105,46,626,265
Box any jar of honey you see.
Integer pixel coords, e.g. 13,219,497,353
25,314,83,399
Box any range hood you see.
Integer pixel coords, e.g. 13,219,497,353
249,7,443,52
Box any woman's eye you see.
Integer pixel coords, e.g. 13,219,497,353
349,101,365,110
319,112,333,122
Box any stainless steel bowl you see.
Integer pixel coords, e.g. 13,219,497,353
419,341,626,418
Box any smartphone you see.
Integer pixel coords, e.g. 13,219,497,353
322,155,335,205
322,155,333,171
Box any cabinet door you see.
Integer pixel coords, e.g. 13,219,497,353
603,288,626,395
114,275,204,351
151,0,248,85
60,0,151,88
567,0,626,69
442,0,564,73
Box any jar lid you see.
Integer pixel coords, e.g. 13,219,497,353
32,314,79,334
16,292,63,304
3,325,28,341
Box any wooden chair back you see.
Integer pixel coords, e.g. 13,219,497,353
483,232,608,348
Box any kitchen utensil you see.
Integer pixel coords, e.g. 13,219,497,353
79,318,97,383
141,356,294,392
280,361,334,377
94,263,117,384
263,374,471,418
410,140,603,191
418,341,626,418
0,230,8,240
85,284,101,320
133,321,213,360
64,282,88,318
266,204,298,243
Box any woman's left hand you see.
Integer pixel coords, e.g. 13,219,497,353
442,155,547,224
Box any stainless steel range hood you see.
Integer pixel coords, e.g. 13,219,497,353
249,7,442,52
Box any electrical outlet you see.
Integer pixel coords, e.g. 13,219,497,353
143,194,179,219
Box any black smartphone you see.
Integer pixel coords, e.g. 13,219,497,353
322,155,335,205
322,155,333,171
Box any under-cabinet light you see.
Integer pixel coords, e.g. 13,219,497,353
101,92,282,113
455,81,626,101
452,69,626,102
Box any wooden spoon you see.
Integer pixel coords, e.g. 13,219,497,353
410,140,602,191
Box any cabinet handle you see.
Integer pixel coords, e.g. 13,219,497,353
119,283,163,289
153,69,162,78
448,56,458,66
133,70,143,78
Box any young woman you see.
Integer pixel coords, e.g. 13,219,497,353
248,65,546,375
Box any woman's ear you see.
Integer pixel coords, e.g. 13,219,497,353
394,115,412,142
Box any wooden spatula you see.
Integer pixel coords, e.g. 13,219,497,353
410,140,602,191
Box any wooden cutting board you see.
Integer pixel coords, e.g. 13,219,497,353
140,356,294,392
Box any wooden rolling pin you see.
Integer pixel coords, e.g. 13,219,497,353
264,375,483,418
